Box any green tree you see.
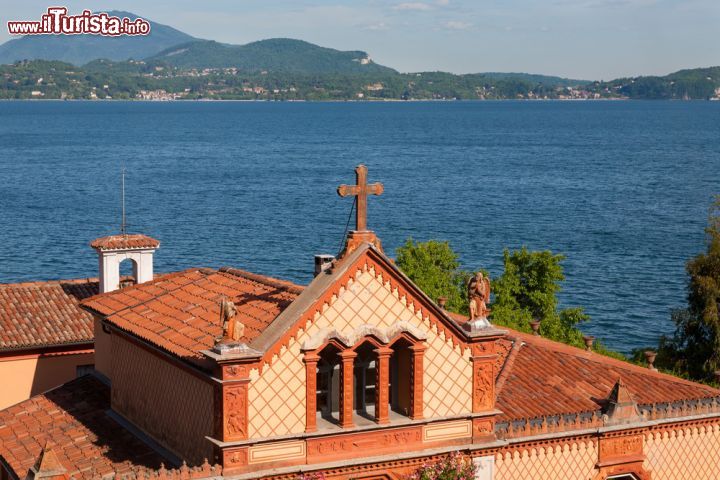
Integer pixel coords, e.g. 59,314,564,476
396,240,622,358
657,197,720,380
395,239,470,314
491,247,589,348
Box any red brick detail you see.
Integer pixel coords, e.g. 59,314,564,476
342,230,383,256
222,382,249,442
409,343,426,420
472,417,495,442
303,352,320,433
598,432,644,466
339,350,357,428
472,360,495,412
222,447,249,473
374,347,393,424
306,426,423,462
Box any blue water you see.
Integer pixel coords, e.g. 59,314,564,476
1,100,719,353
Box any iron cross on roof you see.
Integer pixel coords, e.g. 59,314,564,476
337,165,384,232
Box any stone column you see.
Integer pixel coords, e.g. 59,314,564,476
409,343,426,420
338,350,357,428
374,346,393,424
303,352,320,433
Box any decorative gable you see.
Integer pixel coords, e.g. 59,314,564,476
247,249,473,439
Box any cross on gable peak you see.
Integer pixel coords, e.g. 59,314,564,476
337,164,384,232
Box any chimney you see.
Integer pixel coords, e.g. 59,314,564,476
90,234,160,293
314,254,335,277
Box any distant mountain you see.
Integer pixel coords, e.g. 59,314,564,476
148,38,397,74
0,11,195,66
478,72,589,87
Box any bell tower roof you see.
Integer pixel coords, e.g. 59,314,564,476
90,233,160,251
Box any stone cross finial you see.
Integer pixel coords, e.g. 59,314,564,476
337,164,384,232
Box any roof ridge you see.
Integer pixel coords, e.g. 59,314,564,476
496,339,523,393
218,266,305,294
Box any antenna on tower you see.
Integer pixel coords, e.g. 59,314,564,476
120,167,127,235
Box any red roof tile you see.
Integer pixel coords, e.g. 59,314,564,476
0,376,168,479
445,311,720,420
494,328,720,421
90,234,159,251
81,267,303,363
0,279,97,351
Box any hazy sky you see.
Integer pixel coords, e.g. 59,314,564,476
2,0,718,79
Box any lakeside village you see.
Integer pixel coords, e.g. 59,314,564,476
6,59,720,101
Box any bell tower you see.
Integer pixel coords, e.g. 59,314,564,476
90,234,160,293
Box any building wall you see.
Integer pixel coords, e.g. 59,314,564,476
493,439,599,480
110,333,215,464
93,316,112,380
248,264,473,438
644,421,720,480
0,351,94,410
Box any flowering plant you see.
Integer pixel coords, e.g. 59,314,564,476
408,452,476,480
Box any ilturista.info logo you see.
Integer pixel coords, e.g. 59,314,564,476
7,7,151,36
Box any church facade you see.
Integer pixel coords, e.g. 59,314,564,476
1,166,720,480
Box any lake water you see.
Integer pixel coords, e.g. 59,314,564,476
1,100,719,353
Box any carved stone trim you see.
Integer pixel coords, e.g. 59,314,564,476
472,360,495,412
223,382,249,442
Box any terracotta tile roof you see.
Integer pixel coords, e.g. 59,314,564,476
444,312,720,421
90,234,159,251
81,267,304,363
0,376,168,479
495,328,720,421
0,278,97,352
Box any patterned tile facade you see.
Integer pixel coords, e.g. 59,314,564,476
248,264,472,438
494,439,598,480
644,422,720,480
111,333,215,464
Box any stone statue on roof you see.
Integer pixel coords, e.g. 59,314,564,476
220,298,244,341
467,271,491,324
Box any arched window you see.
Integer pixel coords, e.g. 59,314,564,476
316,344,341,426
118,258,138,288
304,330,426,431
390,338,413,417
354,341,378,420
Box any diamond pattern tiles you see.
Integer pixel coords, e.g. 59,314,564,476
248,265,472,438
494,439,598,480
644,423,720,480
